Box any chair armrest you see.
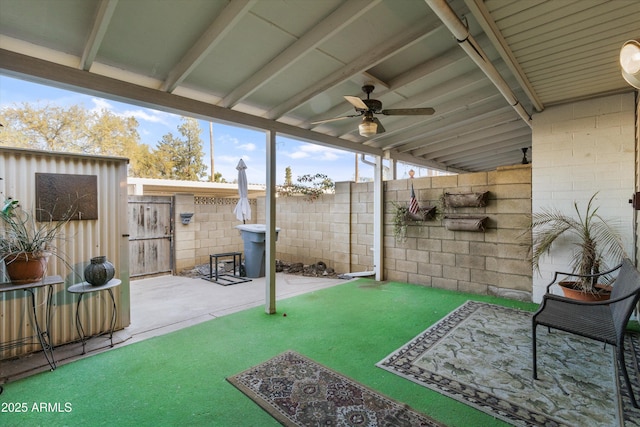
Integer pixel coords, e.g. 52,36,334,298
542,287,639,307
534,288,640,326
543,262,623,293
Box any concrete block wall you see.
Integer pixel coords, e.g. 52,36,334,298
384,164,532,300
256,184,351,274
174,194,196,272
349,181,375,273
173,194,255,271
253,165,531,300
531,92,637,302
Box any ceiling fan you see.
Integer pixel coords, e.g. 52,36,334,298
311,84,435,137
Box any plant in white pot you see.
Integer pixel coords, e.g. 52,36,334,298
0,199,72,284
528,193,627,299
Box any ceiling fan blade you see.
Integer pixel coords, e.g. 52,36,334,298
380,107,435,116
311,115,359,125
344,95,368,110
373,117,385,134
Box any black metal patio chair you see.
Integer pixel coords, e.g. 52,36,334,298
532,258,640,408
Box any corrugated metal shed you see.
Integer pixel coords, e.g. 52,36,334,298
0,148,129,359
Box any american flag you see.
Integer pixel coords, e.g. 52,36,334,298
409,183,419,215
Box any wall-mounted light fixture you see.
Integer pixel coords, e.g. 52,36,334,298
358,116,377,137
180,212,194,225
620,39,640,89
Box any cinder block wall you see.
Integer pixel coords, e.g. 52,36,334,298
384,164,532,300
531,92,636,302
255,164,532,300
349,181,375,273
256,182,352,273
173,194,255,271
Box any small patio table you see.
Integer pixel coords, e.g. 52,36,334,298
67,278,121,354
0,275,63,371
204,252,251,286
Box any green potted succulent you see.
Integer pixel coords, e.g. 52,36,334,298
528,192,627,299
0,199,72,284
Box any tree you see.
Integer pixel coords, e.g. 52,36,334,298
128,143,162,178
154,117,207,180
277,172,334,201
284,166,293,187
84,109,140,158
0,103,211,181
0,102,140,154
213,172,227,183
0,102,153,176
1,103,86,150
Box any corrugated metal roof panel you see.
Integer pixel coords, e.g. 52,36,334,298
486,0,639,105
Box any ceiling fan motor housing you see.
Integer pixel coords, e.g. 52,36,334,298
363,99,382,112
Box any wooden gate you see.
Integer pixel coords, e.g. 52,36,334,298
128,196,173,277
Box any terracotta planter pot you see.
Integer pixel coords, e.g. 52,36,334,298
558,281,611,301
4,252,50,284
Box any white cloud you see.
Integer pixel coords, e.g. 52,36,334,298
320,151,340,161
285,143,345,161
90,98,113,112
238,142,256,151
218,134,241,145
90,97,170,125
123,109,168,124
217,154,251,164
289,151,309,159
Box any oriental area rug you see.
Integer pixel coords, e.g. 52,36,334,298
377,301,640,427
227,350,445,427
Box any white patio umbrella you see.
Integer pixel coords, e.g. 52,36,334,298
233,159,251,223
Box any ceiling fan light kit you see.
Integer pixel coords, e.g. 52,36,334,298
312,85,435,136
359,117,378,137
620,39,640,89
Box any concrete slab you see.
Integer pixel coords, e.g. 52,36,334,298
0,273,349,385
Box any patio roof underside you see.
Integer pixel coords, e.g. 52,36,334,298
0,0,637,173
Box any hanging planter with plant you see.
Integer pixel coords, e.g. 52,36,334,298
391,203,435,242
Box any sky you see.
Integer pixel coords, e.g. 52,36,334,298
0,75,429,185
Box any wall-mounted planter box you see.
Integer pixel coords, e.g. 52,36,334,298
406,206,436,221
443,215,489,232
444,191,489,208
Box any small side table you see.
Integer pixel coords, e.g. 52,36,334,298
204,252,251,286
67,279,121,354
0,275,63,370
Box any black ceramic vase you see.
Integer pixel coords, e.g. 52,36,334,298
84,256,115,286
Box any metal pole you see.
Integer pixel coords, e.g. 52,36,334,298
265,130,277,314
209,122,214,181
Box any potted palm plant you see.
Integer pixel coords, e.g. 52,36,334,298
0,199,72,284
528,193,627,300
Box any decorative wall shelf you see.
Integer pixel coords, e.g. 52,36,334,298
444,191,489,208
406,206,436,221
443,215,489,232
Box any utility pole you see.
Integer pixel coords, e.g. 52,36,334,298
354,153,359,182
209,122,214,181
